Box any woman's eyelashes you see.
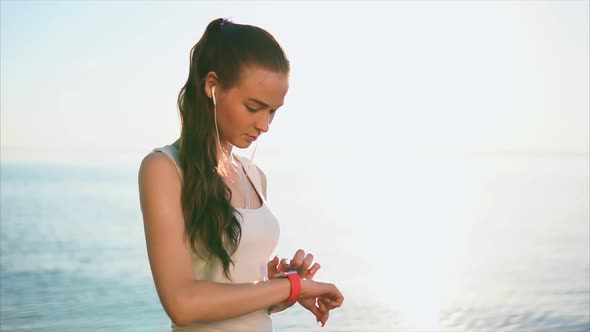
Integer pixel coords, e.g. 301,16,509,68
245,105,277,114
245,105,259,113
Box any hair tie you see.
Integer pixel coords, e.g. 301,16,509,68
220,17,233,26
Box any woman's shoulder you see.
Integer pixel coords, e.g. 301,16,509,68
141,149,172,167
139,152,177,181
139,147,183,185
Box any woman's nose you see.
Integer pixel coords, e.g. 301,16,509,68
255,111,270,133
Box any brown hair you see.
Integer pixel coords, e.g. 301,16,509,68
176,18,289,279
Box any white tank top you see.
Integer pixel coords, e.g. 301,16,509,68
153,143,280,332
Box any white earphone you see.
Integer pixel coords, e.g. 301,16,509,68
210,82,257,207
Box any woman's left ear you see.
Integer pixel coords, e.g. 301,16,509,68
204,71,220,99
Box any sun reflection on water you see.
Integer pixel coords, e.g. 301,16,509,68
361,156,479,330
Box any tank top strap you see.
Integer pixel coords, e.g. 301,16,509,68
153,144,184,183
234,155,265,200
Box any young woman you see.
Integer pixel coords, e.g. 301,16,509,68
138,18,344,331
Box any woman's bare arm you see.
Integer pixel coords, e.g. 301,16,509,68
138,153,342,326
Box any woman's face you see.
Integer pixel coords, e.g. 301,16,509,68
213,66,289,149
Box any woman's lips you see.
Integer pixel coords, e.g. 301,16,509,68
245,134,258,142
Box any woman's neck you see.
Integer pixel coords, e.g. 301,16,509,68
217,141,234,160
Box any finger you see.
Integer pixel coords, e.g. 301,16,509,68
304,262,321,279
321,296,339,310
327,294,344,309
278,258,291,272
325,285,344,308
336,291,344,307
267,256,279,269
303,300,322,321
317,298,330,327
299,253,314,274
321,310,330,327
267,256,279,278
320,297,333,310
291,249,305,270
317,296,328,313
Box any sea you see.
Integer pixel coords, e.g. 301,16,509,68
1,151,589,331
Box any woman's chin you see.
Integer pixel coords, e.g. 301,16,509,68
232,141,253,149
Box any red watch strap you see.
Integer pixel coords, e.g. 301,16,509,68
284,273,301,303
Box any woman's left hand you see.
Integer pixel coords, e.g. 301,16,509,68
267,249,321,280
266,250,328,325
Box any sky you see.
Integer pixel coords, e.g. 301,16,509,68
1,0,589,164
